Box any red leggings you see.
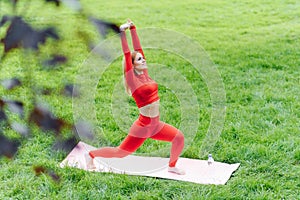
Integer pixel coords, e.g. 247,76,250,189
89,114,184,167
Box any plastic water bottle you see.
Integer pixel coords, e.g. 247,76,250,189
208,154,214,165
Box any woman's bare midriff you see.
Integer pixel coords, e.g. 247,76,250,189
139,99,160,117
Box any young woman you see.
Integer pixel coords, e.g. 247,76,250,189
86,20,185,175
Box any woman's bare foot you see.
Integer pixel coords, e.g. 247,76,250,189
84,153,96,170
168,167,185,175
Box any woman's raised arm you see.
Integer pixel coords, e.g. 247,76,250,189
129,24,148,75
130,25,145,58
120,30,132,72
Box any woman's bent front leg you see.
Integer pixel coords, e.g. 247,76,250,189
150,123,185,174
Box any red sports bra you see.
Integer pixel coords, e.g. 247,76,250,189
131,74,159,108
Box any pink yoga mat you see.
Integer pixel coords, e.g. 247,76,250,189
60,141,240,185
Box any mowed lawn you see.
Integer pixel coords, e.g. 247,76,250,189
0,0,299,199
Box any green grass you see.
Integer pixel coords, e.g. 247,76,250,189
1,0,300,199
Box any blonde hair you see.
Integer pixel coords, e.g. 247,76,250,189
123,51,139,96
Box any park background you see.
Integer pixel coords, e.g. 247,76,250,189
0,0,299,199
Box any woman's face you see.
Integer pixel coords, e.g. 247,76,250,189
133,52,147,71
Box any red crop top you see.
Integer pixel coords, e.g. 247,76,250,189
121,26,160,108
